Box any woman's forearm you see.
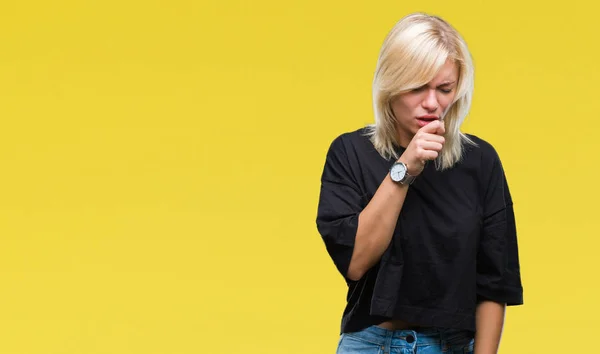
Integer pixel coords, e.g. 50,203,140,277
346,173,408,281
474,300,506,354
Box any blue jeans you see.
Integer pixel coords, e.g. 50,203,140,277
337,325,474,354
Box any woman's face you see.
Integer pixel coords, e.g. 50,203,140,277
390,59,459,147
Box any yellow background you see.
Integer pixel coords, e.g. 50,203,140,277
0,1,598,353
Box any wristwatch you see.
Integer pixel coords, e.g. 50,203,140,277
390,161,416,185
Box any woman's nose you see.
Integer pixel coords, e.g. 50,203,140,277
422,89,439,111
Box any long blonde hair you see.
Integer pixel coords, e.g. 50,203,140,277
366,13,476,170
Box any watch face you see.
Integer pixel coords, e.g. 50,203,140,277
390,163,407,182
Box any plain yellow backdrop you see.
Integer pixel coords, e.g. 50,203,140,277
0,1,598,353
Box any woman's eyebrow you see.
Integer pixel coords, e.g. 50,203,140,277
437,81,456,86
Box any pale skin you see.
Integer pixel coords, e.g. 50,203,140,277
346,59,506,354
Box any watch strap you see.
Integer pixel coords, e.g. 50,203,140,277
401,172,416,185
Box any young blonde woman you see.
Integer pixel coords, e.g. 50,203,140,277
316,13,523,354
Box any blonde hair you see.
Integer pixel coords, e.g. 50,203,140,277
366,13,476,170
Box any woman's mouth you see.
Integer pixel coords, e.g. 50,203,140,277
416,116,439,127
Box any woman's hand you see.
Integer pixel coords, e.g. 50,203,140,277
399,119,446,176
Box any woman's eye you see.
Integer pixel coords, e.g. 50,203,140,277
439,88,453,94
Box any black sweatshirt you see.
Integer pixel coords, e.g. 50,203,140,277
316,127,523,334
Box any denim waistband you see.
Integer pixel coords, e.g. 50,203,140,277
345,325,472,346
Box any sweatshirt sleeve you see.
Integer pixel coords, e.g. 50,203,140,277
316,135,366,279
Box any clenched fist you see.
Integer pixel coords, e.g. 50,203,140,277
398,119,445,176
